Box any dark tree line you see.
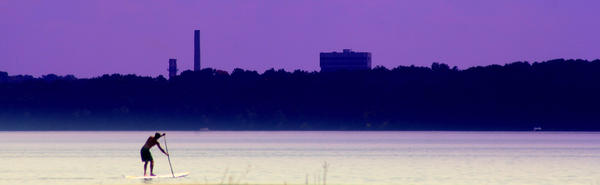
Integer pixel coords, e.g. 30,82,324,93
1,58,600,130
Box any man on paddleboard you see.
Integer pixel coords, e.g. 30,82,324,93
140,132,169,176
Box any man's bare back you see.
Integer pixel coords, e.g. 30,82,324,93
142,136,161,149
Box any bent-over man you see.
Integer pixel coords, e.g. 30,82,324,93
140,132,169,176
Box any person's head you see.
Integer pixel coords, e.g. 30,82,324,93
154,132,162,139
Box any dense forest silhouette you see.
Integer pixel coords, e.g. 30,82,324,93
1,58,600,130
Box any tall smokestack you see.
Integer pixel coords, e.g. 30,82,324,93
168,58,178,79
194,30,201,71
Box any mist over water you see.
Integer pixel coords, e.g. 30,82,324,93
1,131,599,185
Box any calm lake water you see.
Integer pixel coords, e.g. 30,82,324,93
1,131,599,185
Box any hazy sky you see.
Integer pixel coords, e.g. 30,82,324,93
1,0,599,77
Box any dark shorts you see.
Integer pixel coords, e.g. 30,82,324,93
140,147,153,162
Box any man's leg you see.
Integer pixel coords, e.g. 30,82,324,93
143,161,148,176
150,160,155,176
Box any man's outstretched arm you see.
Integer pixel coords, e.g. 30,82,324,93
156,143,169,156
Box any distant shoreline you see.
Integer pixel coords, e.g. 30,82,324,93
3,59,600,131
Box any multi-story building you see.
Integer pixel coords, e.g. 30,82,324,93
320,49,371,72
168,58,178,79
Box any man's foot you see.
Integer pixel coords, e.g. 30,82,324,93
150,173,156,176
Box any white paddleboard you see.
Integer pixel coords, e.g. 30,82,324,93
125,172,189,179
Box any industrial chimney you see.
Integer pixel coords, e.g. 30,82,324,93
194,30,201,71
168,58,178,79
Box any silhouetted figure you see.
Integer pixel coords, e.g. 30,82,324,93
140,132,168,176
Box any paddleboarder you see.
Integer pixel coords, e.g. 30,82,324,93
140,132,169,176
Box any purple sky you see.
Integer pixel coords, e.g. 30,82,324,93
1,0,599,77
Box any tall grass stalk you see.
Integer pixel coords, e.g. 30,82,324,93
322,161,329,185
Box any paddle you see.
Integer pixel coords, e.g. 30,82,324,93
163,134,175,178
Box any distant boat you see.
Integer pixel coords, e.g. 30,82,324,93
533,127,542,131
198,128,210,131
